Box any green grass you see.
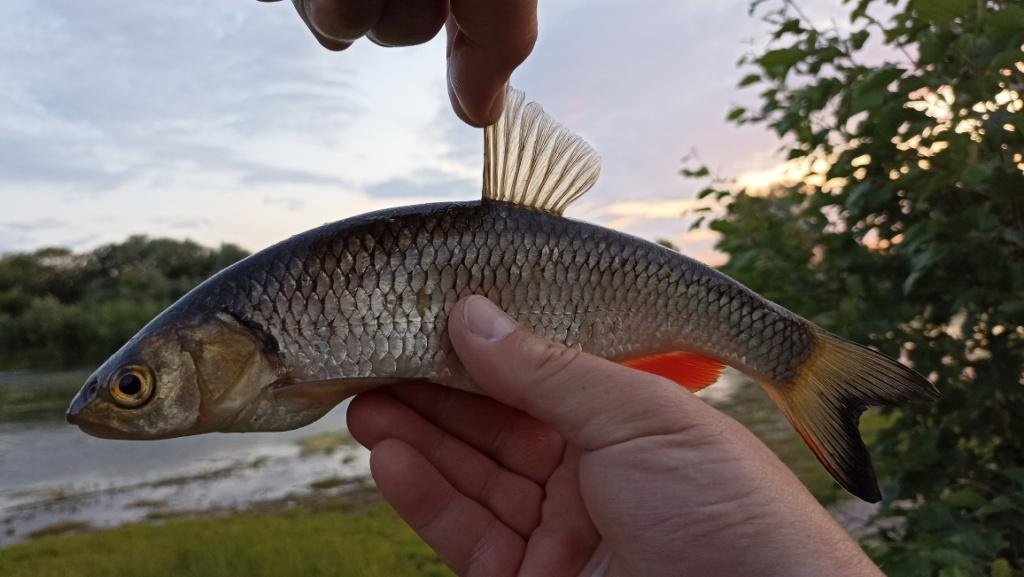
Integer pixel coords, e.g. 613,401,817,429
0,376,890,577
309,476,349,491
296,431,358,456
0,501,453,577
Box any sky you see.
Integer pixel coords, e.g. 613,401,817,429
0,0,814,264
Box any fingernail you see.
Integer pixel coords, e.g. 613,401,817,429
462,296,516,342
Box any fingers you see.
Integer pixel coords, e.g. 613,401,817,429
290,0,448,49
301,0,385,42
289,0,354,51
349,390,545,536
368,0,448,47
518,447,602,576
385,382,564,483
371,439,525,577
447,0,537,126
272,0,537,126
448,296,716,450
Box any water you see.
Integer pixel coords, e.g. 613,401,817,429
0,367,870,547
0,371,370,546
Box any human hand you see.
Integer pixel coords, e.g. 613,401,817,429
347,295,884,577
261,0,537,126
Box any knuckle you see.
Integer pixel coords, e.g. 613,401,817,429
528,338,585,386
500,28,537,67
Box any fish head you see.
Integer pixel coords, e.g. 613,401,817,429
66,309,283,440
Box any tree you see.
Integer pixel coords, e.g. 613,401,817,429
0,237,249,369
687,1,1024,575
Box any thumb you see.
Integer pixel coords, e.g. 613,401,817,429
447,296,715,450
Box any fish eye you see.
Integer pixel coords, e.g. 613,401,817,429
109,366,154,409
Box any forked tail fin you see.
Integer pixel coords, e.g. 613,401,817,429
761,327,938,503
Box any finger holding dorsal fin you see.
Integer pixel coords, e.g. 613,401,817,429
482,88,601,215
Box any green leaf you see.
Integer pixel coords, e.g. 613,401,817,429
848,67,904,113
883,556,932,577
976,496,1018,517
990,559,1013,577
941,488,986,509
757,47,806,80
987,5,1024,44
681,165,711,178
927,548,975,569
961,164,994,190
727,106,747,121
851,29,870,50
918,31,948,64
850,0,872,22
990,47,1024,70
774,18,803,39
912,0,971,24
1002,467,1024,485
738,73,761,87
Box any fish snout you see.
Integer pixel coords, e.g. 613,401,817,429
66,376,100,425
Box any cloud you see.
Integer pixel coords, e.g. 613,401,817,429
0,0,817,266
363,170,478,201
0,0,366,198
262,196,307,212
2,218,68,233
0,218,71,254
151,216,212,230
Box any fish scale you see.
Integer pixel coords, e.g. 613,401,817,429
196,201,809,387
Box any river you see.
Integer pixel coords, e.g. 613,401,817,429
0,371,369,546
1,368,875,547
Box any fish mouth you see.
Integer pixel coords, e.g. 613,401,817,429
68,418,142,440
65,380,96,425
66,378,142,440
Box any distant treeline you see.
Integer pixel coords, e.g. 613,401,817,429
0,237,249,370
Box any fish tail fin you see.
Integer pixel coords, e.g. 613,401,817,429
761,326,938,503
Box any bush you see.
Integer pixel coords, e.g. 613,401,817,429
0,237,248,370
687,1,1024,575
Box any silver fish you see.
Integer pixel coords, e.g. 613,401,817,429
67,89,936,502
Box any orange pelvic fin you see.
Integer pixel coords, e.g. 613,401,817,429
621,352,725,392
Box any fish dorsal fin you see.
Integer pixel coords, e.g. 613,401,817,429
482,88,601,215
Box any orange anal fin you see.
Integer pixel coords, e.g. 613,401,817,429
620,352,725,392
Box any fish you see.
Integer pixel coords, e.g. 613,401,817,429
66,89,937,503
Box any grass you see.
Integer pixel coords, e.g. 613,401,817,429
26,521,93,541
296,431,358,456
0,500,453,577
309,476,349,491
0,372,887,577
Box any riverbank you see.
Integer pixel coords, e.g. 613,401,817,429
1,427,369,546
0,488,453,577
1,368,885,574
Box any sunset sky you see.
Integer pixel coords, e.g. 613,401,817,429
0,0,842,264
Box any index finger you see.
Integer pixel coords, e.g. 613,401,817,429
447,0,538,126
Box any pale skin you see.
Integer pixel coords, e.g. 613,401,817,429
267,3,884,574
347,296,884,577
261,0,537,126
